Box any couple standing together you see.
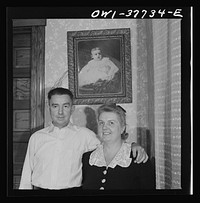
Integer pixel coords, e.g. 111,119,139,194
19,87,154,190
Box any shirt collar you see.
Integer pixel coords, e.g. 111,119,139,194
89,142,132,169
47,122,74,133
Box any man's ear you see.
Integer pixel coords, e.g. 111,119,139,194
71,105,75,114
47,101,50,110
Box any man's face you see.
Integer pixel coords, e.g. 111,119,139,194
49,94,74,129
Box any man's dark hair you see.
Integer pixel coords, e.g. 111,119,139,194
48,87,74,102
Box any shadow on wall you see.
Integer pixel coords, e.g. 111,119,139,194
84,106,98,136
137,127,151,157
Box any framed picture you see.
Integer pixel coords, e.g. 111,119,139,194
67,28,132,105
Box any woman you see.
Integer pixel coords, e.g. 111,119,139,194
82,104,155,190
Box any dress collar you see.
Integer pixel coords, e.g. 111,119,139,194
89,142,132,169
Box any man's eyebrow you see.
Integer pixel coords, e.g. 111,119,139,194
63,102,71,105
51,102,71,105
98,119,117,122
51,103,58,105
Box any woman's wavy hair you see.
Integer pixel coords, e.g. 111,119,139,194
97,103,128,140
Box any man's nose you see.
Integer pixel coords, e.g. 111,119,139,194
58,107,64,114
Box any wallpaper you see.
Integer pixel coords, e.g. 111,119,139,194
45,19,138,143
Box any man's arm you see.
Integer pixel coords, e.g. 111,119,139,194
84,128,101,152
19,136,34,189
131,142,148,164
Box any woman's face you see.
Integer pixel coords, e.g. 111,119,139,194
98,112,125,143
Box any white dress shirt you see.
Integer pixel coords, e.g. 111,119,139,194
19,122,100,189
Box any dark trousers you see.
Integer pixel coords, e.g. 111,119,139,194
33,185,82,190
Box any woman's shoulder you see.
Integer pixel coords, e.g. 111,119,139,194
82,149,95,159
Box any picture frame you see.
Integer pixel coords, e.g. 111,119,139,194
67,28,132,105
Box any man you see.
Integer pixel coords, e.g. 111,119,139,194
19,87,148,190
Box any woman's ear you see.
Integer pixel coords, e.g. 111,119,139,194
121,125,126,134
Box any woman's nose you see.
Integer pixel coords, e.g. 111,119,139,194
102,123,108,130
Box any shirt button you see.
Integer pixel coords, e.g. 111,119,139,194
103,170,107,175
100,187,104,190
101,179,106,183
